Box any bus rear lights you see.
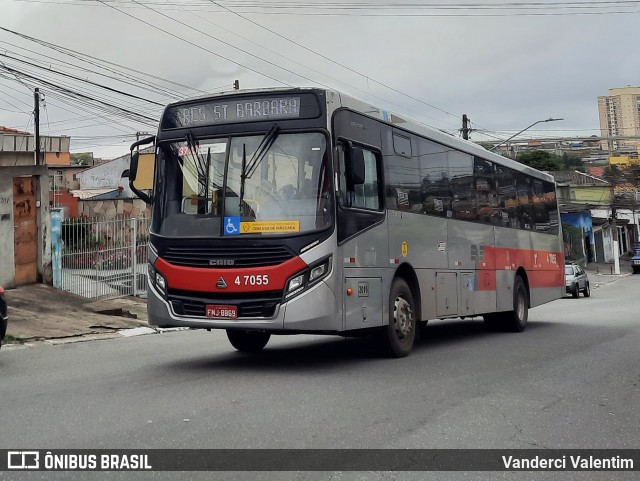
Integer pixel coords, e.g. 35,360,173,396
346,288,353,296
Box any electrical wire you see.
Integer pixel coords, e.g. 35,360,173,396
0,27,207,97
93,0,294,87
210,0,462,120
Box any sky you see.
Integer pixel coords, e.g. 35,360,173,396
1,0,639,159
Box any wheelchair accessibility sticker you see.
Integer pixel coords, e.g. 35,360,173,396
224,216,241,235
224,217,300,235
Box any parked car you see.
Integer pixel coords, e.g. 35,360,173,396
0,286,7,349
564,264,591,298
631,243,640,274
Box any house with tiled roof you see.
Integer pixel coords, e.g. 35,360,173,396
550,170,636,268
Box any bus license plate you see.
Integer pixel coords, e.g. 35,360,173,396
206,304,238,319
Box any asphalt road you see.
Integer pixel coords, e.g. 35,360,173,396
1,275,639,481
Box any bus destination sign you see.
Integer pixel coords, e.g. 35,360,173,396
162,94,320,129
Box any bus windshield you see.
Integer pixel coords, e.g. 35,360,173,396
157,131,333,237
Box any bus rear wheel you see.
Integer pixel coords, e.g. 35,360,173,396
380,278,416,358
226,329,271,352
483,276,528,332
503,276,528,332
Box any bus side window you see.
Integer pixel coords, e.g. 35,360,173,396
417,138,450,217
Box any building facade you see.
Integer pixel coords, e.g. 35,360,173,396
0,126,71,166
597,86,640,151
0,126,71,287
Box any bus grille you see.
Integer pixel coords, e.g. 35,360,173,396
168,290,282,318
162,245,294,267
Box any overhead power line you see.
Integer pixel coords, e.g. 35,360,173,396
210,0,461,120
8,0,640,16
0,63,158,124
0,52,164,106
0,26,207,97
93,0,295,87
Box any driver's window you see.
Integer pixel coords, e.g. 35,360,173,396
337,144,381,210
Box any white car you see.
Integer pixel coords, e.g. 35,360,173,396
564,264,591,298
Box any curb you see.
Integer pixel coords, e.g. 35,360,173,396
2,326,190,350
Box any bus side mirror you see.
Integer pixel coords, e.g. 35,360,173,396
129,136,156,205
348,146,366,185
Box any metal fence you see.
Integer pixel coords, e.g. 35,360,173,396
52,215,151,300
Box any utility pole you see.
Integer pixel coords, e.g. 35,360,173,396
611,202,620,274
461,114,470,140
34,87,40,165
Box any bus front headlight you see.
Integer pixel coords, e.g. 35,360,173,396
284,256,332,300
309,263,328,282
288,274,305,292
155,273,167,297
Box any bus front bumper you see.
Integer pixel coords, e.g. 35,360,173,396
146,280,340,332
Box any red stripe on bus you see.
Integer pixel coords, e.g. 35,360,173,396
155,256,308,293
477,246,564,290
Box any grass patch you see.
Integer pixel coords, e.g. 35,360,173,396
2,335,26,345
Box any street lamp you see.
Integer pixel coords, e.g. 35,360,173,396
489,117,564,152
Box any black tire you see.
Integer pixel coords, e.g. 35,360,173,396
483,313,502,331
503,276,529,332
583,283,590,298
379,278,416,357
572,285,579,298
0,297,6,350
414,320,429,343
226,329,271,352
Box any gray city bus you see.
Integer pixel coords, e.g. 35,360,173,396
129,88,564,357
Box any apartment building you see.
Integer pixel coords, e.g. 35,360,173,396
597,86,640,151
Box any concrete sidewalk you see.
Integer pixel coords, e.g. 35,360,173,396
3,284,151,345
582,255,634,289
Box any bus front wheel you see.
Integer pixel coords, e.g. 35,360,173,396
226,329,271,352
380,278,416,358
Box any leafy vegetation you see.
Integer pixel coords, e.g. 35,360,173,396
70,152,93,165
515,150,584,172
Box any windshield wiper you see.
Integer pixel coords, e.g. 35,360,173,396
238,124,280,216
245,124,280,179
239,143,247,215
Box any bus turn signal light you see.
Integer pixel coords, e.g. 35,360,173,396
347,288,353,296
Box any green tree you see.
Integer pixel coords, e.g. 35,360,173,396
516,151,561,171
71,152,93,165
560,152,584,171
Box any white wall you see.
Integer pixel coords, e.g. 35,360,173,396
75,155,133,196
